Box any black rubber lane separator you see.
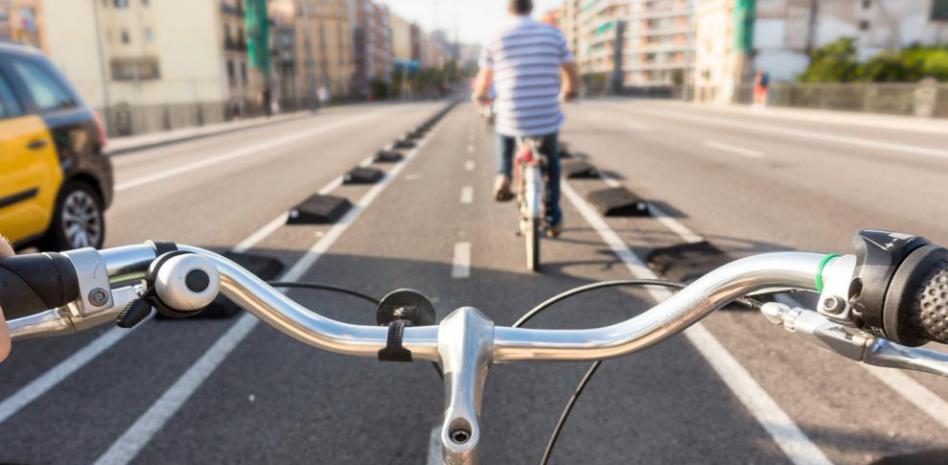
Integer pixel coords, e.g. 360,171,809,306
562,160,600,179
392,139,416,150
374,150,404,163
344,166,385,185
585,187,650,217
646,241,730,284
287,194,353,224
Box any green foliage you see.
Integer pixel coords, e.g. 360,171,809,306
798,38,948,83
798,38,860,83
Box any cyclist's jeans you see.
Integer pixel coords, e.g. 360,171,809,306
496,133,562,227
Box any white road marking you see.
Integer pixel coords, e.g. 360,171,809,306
628,106,948,160
627,121,650,131
116,112,377,191
466,144,475,154
404,173,423,181
460,186,473,204
704,140,764,159
91,113,450,465
451,242,471,279
0,174,338,426
464,160,475,171
561,181,834,465
426,427,442,465
598,173,704,244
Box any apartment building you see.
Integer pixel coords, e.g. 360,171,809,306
294,0,353,100
0,0,46,51
574,0,628,93
693,0,751,103
43,0,272,136
625,0,693,88
350,0,393,98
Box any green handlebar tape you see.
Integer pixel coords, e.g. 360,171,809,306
815,254,839,292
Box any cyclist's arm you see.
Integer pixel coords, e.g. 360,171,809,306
473,69,494,103
0,236,13,362
560,61,579,101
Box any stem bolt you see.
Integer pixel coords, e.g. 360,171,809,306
89,288,109,307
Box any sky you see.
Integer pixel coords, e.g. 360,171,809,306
383,0,565,45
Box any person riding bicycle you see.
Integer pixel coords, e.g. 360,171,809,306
473,0,579,237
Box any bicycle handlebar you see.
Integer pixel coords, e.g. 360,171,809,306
2,231,946,465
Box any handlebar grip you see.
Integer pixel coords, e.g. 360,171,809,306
883,245,948,346
0,253,80,319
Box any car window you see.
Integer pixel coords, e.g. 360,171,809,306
8,58,76,112
0,73,24,119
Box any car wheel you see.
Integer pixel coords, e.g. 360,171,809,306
46,181,106,250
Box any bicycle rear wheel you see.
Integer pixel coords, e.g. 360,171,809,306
525,217,540,271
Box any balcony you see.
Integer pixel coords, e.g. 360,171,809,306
220,1,244,17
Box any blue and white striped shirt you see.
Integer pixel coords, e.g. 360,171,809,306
480,16,574,137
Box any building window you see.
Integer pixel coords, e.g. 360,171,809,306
240,62,247,83
114,0,129,7
859,20,870,30
144,27,153,43
933,0,948,20
862,0,871,8
142,0,149,5
121,29,130,44
227,60,236,86
110,57,161,81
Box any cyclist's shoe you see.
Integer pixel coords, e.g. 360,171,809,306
494,175,514,202
547,223,562,238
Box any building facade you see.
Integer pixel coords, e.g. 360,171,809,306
293,0,353,101
625,0,694,88
0,0,46,51
693,0,752,103
350,0,393,98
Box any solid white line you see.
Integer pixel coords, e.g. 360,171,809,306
627,106,948,160
451,242,471,279
0,326,135,424
92,110,450,465
464,160,475,171
426,427,442,465
116,112,377,191
460,186,473,204
704,140,764,159
648,205,705,244
561,181,833,465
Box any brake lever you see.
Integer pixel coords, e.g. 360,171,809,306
761,302,948,378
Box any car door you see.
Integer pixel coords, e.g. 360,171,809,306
0,66,61,245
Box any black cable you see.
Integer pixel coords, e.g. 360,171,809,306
516,279,762,465
268,281,380,305
269,280,444,380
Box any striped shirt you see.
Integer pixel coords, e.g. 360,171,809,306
480,16,574,137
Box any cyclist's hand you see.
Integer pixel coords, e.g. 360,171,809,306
0,236,12,362
561,90,578,103
472,93,492,106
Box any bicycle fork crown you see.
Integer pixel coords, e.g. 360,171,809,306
437,307,495,465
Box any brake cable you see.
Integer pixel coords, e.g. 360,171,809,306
515,279,762,465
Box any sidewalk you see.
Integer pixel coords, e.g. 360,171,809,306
105,111,312,155
640,99,948,135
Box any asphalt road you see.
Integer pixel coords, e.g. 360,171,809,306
0,99,947,465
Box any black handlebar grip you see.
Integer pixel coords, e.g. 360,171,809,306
882,245,948,346
0,253,80,320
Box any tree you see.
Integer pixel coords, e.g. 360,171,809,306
798,37,860,83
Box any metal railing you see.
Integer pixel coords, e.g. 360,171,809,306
732,82,948,118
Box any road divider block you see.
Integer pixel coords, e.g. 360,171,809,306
392,139,416,150
344,166,385,184
646,241,730,283
287,194,353,224
373,150,404,163
562,160,600,179
585,187,650,216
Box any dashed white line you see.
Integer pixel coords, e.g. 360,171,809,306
460,186,473,204
451,242,471,279
704,140,764,159
464,160,475,171
91,113,451,465
116,112,377,192
561,181,833,465
466,144,475,154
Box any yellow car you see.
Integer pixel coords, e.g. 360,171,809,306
0,43,113,250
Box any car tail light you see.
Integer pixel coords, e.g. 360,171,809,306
93,110,108,150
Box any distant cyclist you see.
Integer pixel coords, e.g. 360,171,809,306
473,0,579,237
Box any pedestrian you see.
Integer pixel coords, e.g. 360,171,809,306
753,69,770,108
472,0,579,237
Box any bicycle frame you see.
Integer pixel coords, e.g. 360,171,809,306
514,137,546,270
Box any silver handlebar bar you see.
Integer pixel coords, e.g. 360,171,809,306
6,244,946,465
